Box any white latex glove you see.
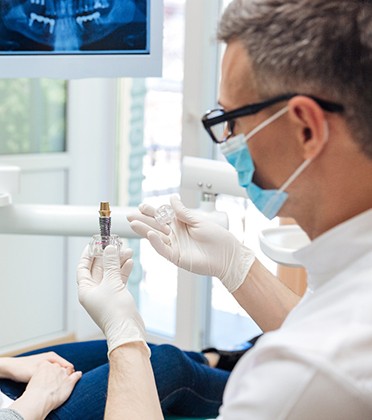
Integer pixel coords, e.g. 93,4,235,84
127,195,255,293
77,245,149,357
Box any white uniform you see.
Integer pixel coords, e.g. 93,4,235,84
218,209,372,419
0,391,13,409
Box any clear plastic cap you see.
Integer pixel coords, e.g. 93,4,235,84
89,234,122,257
154,204,175,225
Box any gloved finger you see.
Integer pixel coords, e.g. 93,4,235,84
129,219,171,239
126,208,148,222
119,247,133,269
90,247,131,280
138,202,157,217
103,245,121,283
76,245,95,287
147,231,174,262
77,245,93,273
120,258,133,285
170,194,201,226
103,245,121,266
127,212,171,234
91,256,103,281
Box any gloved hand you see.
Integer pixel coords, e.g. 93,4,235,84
77,245,149,357
127,195,255,293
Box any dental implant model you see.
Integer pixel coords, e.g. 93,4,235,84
89,201,122,257
154,204,175,225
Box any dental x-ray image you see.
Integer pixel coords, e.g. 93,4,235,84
0,0,148,53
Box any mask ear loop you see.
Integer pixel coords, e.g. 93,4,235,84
244,106,289,142
278,159,312,193
220,106,289,155
260,157,311,219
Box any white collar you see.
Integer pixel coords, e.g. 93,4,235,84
294,209,372,289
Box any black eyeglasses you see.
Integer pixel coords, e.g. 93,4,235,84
201,93,344,144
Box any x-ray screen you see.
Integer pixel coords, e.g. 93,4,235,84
0,0,163,78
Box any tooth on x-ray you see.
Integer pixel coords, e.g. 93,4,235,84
29,12,55,34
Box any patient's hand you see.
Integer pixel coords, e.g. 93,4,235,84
9,360,82,419
1,352,75,383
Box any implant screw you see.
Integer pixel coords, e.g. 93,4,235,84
99,202,111,247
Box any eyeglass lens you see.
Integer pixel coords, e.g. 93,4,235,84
206,109,232,143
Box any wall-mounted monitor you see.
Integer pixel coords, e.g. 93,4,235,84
0,0,163,78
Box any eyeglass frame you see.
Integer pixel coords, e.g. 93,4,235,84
201,93,344,144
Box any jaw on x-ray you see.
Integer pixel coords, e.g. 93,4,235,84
0,0,148,52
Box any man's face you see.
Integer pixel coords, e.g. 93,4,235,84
218,40,300,191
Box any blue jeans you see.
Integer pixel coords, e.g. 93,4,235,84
0,341,229,419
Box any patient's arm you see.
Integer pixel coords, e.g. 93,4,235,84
105,343,163,420
233,259,302,332
0,353,75,383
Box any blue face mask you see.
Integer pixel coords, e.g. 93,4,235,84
220,106,312,220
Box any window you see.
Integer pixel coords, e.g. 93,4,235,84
119,0,280,349
0,79,66,155
116,0,186,339
0,78,68,354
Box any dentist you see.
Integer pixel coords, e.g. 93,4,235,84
78,0,372,418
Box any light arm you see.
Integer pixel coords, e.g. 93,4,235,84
233,259,301,331
0,358,12,379
105,343,163,420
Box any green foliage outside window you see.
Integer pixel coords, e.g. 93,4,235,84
0,79,67,155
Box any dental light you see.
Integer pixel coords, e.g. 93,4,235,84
181,156,247,199
181,156,309,266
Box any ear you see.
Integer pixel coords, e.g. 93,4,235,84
287,96,329,160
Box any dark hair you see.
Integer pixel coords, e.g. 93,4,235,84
218,0,372,156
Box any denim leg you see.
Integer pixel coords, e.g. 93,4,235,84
47,364,109,420
0,341,227,419
18,340,109,372
151,344,229,418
